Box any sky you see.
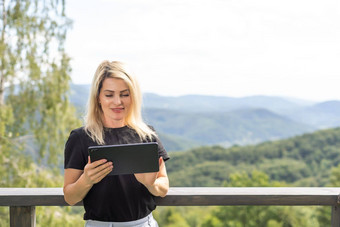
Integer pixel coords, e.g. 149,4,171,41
65,0,340,102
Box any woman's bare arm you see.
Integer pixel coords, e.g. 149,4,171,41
63,158,113,205
134,157,169,197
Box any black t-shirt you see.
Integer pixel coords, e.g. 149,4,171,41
64,126,169,222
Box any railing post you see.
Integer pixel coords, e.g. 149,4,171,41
331,194,340,227
10,206,36,227
332,205,340,227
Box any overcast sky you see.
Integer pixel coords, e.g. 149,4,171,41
65,0,340,101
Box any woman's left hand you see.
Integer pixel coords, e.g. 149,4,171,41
134,156,169,197
134,157,163,186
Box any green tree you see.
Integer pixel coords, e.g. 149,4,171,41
0,0,81,225
154,207,190,227
315,164,340,226
329,164,340,186
202,171,320,227
0,0,79,167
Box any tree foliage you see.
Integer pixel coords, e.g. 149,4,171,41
0,0,80,166
167,127,340,187
157,128,340,226
0,162,84,226
0,0,81,225
201,171,320,227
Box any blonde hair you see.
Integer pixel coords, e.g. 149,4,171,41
85,60,156,144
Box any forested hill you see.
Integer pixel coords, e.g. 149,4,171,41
166,127,340,187
144,107,314,150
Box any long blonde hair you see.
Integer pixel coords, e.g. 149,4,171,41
85,60,156,144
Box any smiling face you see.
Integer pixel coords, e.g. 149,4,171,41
98,77,132,128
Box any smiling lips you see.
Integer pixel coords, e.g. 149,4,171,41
112,107,124,113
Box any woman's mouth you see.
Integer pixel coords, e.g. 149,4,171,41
112,108,124,113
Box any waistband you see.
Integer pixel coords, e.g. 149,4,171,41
85,213,154,227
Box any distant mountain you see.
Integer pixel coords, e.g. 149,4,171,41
69,84,91,108
314,101,340,114
143,93,313,114
143,107,315,149
69,85,316,114
287,100,340,129
157,133,202,152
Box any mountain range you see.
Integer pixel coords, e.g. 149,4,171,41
70,84,340,151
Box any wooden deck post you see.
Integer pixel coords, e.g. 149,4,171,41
332,205,340,227
331,194,340,227
10,206,36,227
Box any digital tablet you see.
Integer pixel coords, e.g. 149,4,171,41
88,142,159,175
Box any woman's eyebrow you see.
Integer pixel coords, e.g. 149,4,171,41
103,89,114,92
103,89,129,93
120,89,129,93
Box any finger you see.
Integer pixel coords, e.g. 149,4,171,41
159,156,164,167
90,159,108,168
87,162,112,181
88,156,91,164
91,161,113,176
85,161,111,177
101,165,114,177
98,161,113,172
92,164,113,182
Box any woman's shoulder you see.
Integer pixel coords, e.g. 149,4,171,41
65,126,92,150
69,126,85,134
70,126,85,133
68,126,88,140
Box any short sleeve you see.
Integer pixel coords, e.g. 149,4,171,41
148,125,170,162
64,129,88,170
155,135,170,162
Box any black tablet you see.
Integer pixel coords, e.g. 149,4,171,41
88,142,159,175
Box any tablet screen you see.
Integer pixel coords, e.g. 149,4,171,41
88,142,159,175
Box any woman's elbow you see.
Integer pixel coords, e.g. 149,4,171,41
64,193,82,206
159,181,169,197
64,196,78,206
63,187,78,206
159,189,168,198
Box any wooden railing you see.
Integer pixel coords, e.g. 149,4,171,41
1,187,340,226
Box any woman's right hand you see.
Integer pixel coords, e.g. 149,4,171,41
63,157,113,205
83,157,113,185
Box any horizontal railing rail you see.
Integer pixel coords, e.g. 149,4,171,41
1,187,340,226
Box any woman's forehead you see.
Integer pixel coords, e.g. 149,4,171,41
101,77,129,91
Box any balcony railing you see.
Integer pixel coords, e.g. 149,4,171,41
1,187,340,226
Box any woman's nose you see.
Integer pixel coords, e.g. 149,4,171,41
113,95,122,105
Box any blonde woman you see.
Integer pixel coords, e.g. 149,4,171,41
63,61,169,227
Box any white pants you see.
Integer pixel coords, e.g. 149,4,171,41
85,213,159,227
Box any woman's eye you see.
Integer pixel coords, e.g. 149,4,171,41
105,95,113,97
120,94,130,97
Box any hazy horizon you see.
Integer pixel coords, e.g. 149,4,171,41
70,82,325,104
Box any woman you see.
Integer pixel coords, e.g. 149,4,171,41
63,61,169,227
